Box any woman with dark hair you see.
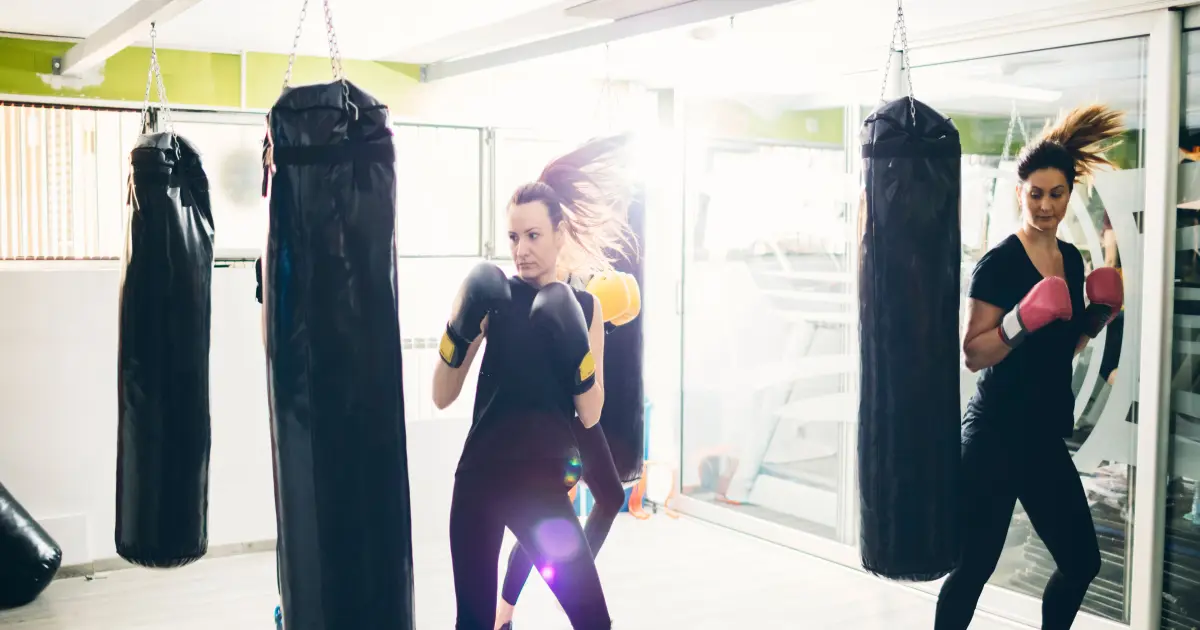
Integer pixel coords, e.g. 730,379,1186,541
935,105,1126,630
432,135,636,630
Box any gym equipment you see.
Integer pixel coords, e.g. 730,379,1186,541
115,25,215,569
0,481,62,609
601,188,646,483
264,4,414,626
858,6,963,579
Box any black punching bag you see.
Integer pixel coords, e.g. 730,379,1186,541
0,481,62,609
602,186,646,483
858,97,962,581
116,132,215,568
264,80,414,630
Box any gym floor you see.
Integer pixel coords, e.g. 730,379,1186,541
0,516,1022,630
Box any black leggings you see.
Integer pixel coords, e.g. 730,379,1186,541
450,466,610,630
501,425,624,606
935,430,1100,630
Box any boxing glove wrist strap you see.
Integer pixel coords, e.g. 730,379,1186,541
998,308,1027,348
573,350,597,395
1080,304,1114,339
439,323,473,368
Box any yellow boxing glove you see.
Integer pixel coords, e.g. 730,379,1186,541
586,270,632,324
611,272,641,327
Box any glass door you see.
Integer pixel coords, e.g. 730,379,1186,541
903,37,1149,627
677,112,860,546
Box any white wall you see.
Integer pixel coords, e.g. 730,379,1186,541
0,257,497,565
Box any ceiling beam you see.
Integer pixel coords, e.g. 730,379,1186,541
421,0,794,83
57,0,204,76
564,0,692,19
389,2,595,65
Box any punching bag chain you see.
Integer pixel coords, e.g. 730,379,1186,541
139,22,179,159
280,0,356,118
321,0,355,119
322,0,346,81
282,0,311,91
877,0,917,125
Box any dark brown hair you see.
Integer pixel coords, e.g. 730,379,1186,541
1016,104,1124,189
509,134,638,275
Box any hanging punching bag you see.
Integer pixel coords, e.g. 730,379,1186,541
601,185,646,483
115,131,215,569
0,481,62,609
264,79,414,630
858,96,962,581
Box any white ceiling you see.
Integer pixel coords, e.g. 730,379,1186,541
0,0,584,60
0,0,1190,120
0,0,1166,62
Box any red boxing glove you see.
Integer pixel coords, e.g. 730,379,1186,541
1080,267,1123,338
999,276,1072,348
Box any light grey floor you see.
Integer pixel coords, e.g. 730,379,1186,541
0,515,1023,629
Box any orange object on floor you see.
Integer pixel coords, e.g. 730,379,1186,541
628,461,679,519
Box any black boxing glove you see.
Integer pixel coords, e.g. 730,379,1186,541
530,282,596,395
254,258,263,304
440,263,511,367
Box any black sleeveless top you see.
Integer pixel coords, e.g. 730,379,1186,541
963,235,1085,440
455,277,595,476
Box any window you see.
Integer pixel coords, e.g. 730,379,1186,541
172,114,269,257
1167,27,1200,630
679,132,856,544
909,37,1147,624
0,103,137,259
394,124,483,257
491,131,576,257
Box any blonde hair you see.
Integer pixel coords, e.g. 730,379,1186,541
510,134,639,277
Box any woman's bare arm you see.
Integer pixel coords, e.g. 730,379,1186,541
432,314,486,410
962,298,1012,372
574,299,606,428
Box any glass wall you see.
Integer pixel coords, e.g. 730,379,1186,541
1164,27,1200,630
678,117,857,543
491,130,575,257
394,124,483,257
172,114,267,255
0,104,140,259
912,38,1147,624
675,36,1150,624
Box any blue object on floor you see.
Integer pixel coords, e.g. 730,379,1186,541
274,605,282,630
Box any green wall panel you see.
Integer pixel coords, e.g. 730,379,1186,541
242,52,420,110
691,100,846,145
0,37,241,107
0,37,420,111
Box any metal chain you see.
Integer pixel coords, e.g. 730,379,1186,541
282,0,310,90
140,22,179,157
322,0,354,117
878,0,917,125
323,0,345,80
1000,102,1018,163
140,63,154,133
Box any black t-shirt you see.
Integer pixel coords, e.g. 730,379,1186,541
963,234,1085,439
455,278,595,476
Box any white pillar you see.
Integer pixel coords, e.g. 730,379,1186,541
1129,8,1182,630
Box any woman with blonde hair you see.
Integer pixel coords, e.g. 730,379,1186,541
432,135,637,630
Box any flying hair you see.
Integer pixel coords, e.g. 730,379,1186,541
511,133,639,276
1018,104,1125,187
